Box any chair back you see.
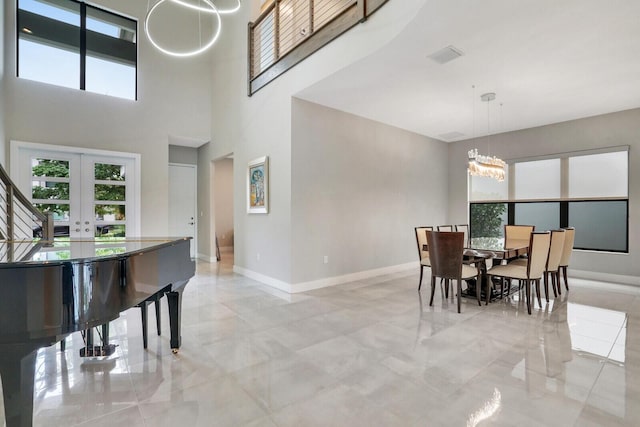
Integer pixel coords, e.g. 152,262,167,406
426,231,464,280
546,229,566,272
415,226,433,261
455,224,470,247
437,225,453,232
559,227,575,267
505,224,535,249
527,231,551,279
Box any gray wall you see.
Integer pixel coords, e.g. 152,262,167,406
448,108,640,279
169,145,198,165
291,98,449,284
213,158,234,249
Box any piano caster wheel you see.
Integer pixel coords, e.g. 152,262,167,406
172,348,179,354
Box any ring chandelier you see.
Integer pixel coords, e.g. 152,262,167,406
144,0,241,58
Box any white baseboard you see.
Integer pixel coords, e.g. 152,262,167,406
197,253,218,263
233,266,292,292
570,269,640,287
233,262,417,294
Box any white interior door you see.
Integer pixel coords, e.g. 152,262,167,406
169,163,197,258
15,144,139,241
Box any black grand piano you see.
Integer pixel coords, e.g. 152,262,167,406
0,237,195,427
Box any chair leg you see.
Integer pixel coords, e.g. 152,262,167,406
550,272,558,298
562,266,569,291
444,279,449,299
544,272,550,302
476,276,481,307
418,266,424,290
457,280,462,313
525,279,532,315
429,276,436,306
486,275,492,305
535,279,542,309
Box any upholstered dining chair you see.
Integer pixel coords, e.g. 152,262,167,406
558,227,576,293
455,224,470,247
426,231,481,313
543,229,566,301
415,226,433,290
437,225,454,232
487,231,551,315
504,224,535,249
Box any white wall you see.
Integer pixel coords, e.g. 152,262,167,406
199,0,429,283
448,108,640,282
169,145,198,165
3,0,211,235
291,99,448,284
213,158,234,250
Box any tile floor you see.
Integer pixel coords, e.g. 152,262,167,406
2,257,640,426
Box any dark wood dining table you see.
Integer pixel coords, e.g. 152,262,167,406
422,237,529,301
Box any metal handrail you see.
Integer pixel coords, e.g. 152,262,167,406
248,0,390,95
0,163,54,242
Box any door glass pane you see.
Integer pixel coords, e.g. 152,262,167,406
569,151,628,198
514,202,560,231
32,181,69,201
514,159,561,200
34,203,70,221
96,224,125,237
95,204,125,221
32,158,70,178
569,201,627,252
95,163,125,181
95,184,125,201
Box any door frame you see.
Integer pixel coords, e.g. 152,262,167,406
169,162,197,258
10,140,141,237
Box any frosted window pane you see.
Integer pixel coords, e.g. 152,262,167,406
514,159,560,200
569,201,627,252
514,202,560,231
469,167,509,201
569,152,628,198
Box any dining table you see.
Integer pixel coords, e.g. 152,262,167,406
422,237,530,301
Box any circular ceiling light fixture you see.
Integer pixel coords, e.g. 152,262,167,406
172,0,241,15
145,0,222,58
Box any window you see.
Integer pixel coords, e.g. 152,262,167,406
469,148,629,252
17,0,137,100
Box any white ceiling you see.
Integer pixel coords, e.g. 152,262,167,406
295,0,640,142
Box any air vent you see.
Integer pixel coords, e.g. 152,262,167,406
439,131,465,141
428,45,464,64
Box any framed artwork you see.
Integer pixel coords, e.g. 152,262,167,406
247,156,269,213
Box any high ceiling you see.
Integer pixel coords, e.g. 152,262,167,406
296,0,640,142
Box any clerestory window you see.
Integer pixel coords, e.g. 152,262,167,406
17,0,137,100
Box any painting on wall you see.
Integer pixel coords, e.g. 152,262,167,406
247,156,269,214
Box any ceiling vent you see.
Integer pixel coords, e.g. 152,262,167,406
439,131,466,141
428,45,464,64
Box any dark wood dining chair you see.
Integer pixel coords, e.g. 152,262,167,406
426,231,481,313
414,226,433,290
487,231,551,314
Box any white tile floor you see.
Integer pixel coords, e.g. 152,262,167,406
2,257,640,426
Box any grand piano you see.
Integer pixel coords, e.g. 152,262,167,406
0,237,195,427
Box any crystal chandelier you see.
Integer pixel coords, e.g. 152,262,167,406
468,92,506,182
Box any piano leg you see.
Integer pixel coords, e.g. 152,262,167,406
0,347,37,427
155,298,162,336
140,301,149,349
166,289,183,353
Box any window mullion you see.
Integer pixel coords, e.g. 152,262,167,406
80,2,86,90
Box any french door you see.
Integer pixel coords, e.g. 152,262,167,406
14,144,139,239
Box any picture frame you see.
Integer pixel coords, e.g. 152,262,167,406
247,156,269,214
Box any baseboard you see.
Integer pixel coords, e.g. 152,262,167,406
233,262,417,294
233,266,292,292
197,253,218,263
570,269,640,287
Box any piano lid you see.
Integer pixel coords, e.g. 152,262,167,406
0,237,192,267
